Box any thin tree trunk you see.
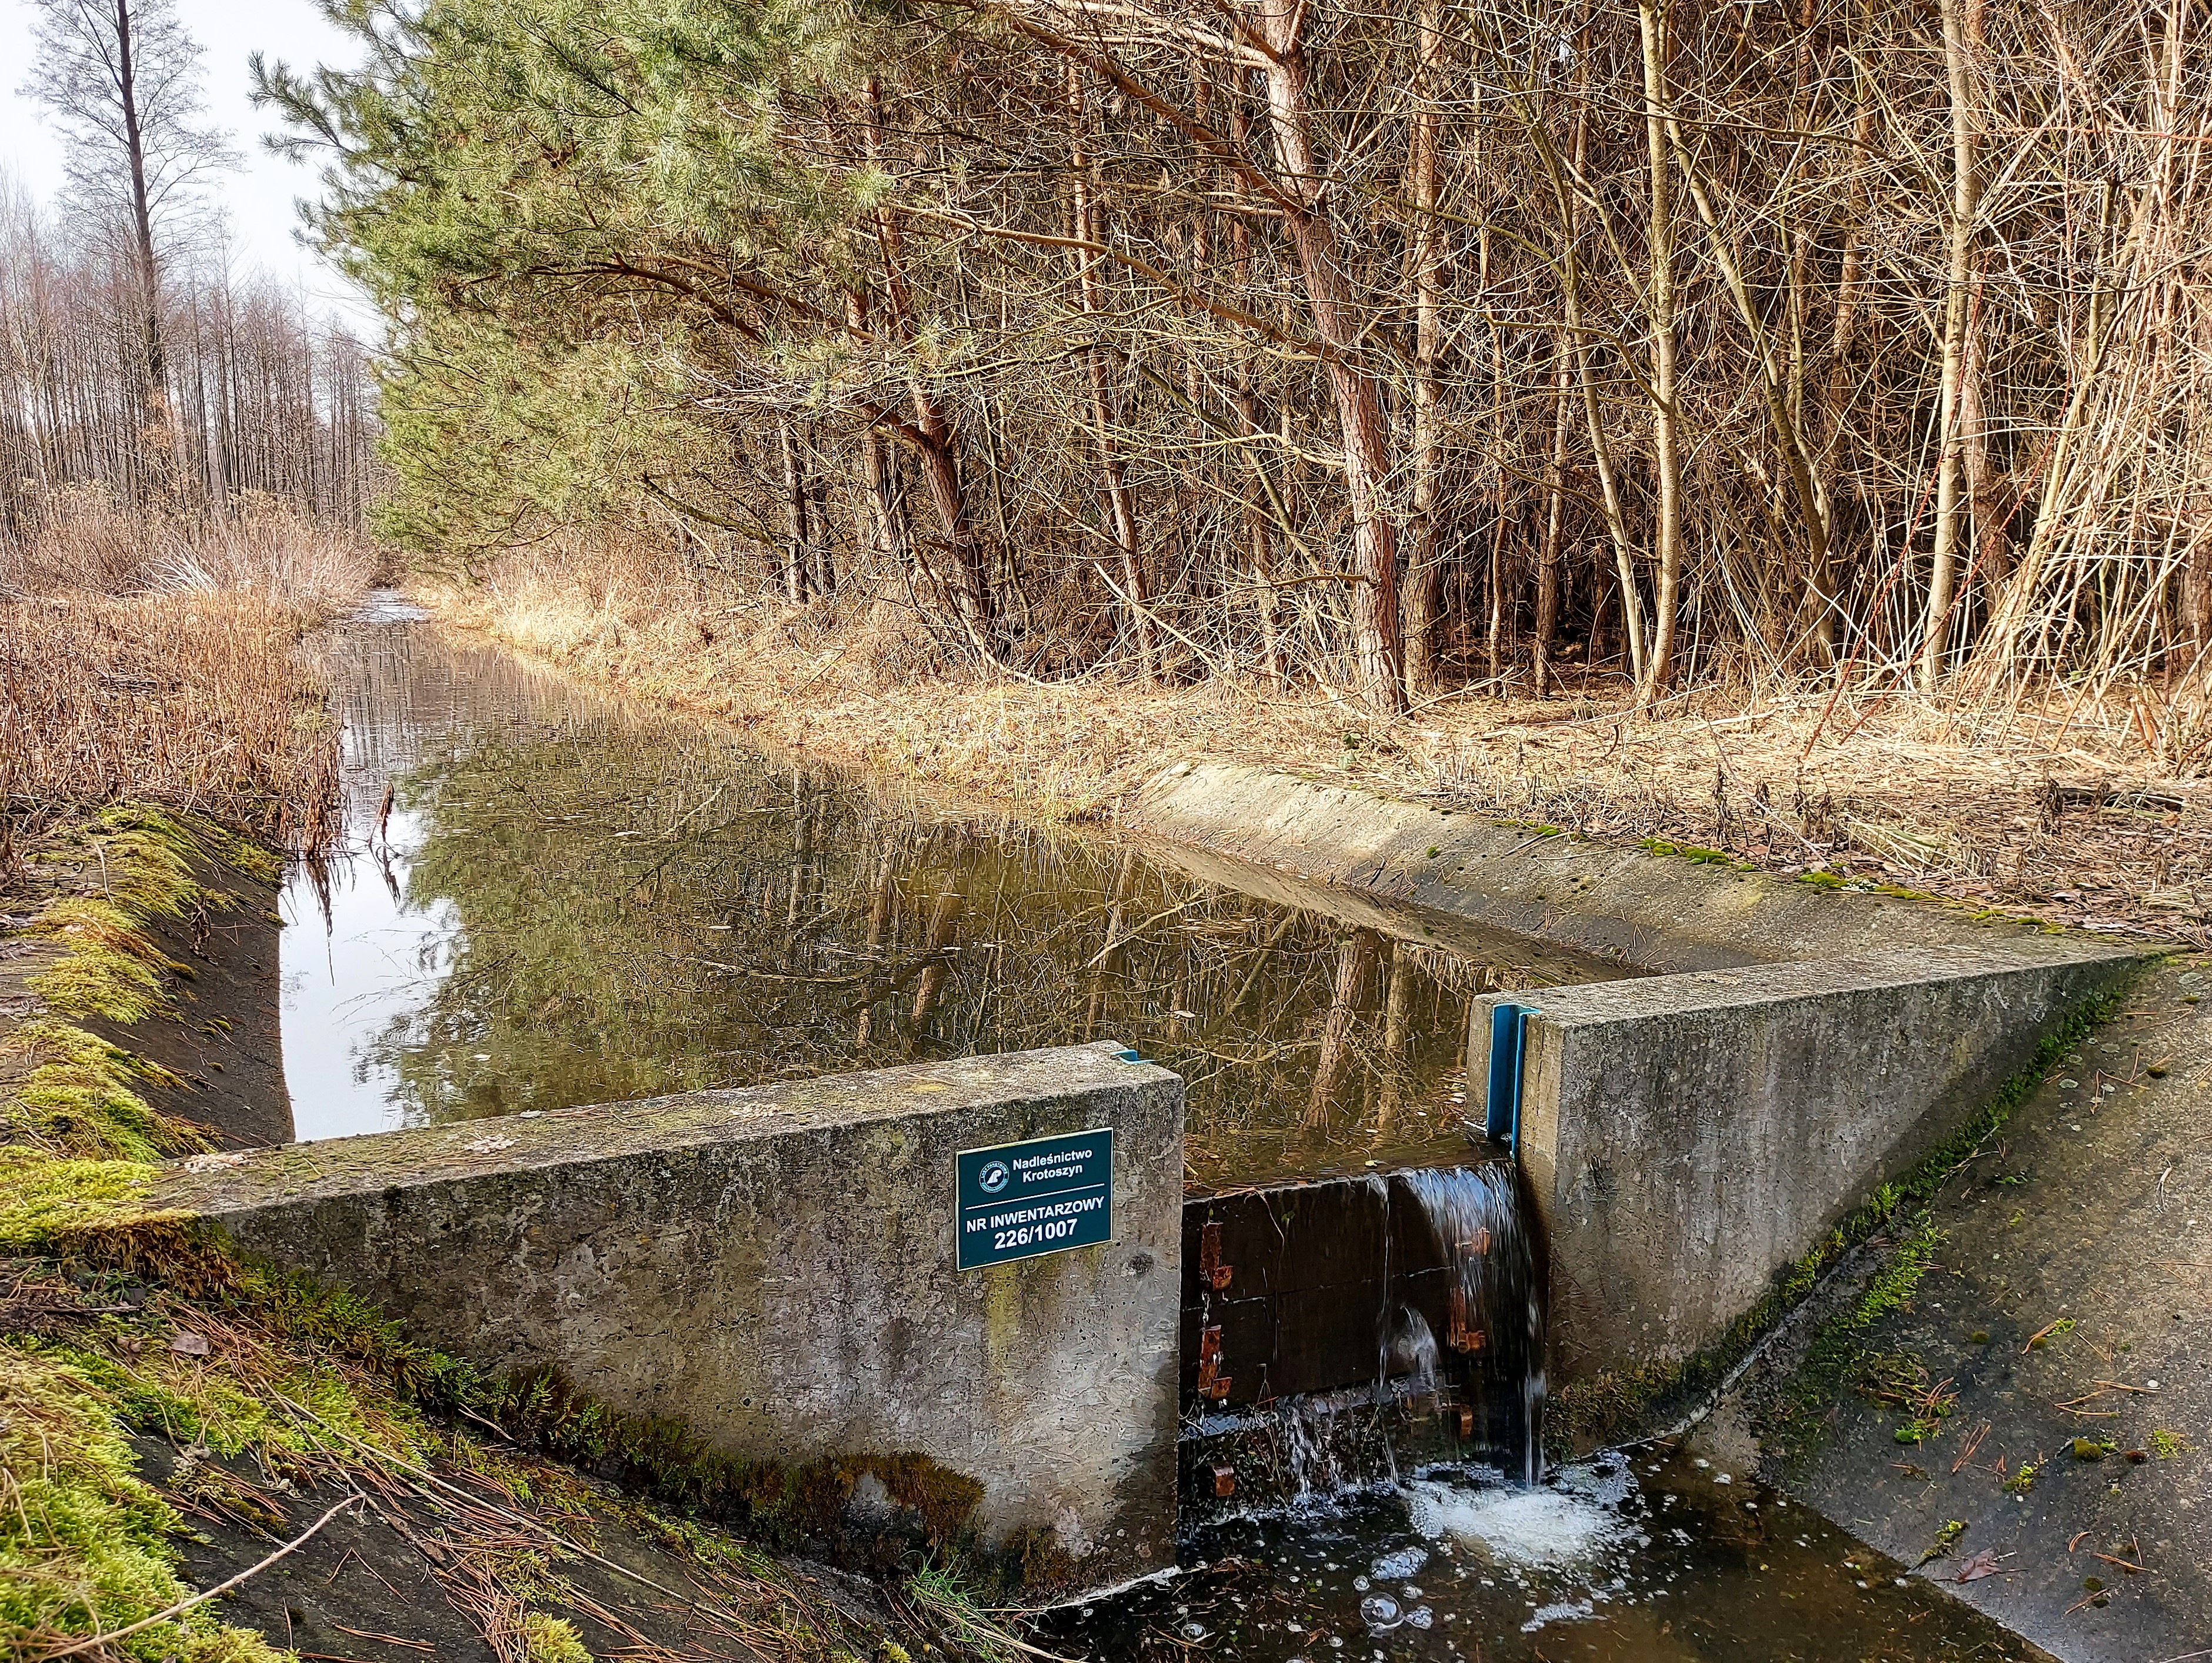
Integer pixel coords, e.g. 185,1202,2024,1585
1920,0,1983,689
1227,98,1285,690
1403,0,1446,693
1534,335,1572,699
864,77,996,659
1637,0,1685,702
1249,0,1407,713
113,0,171,504
1067,65,1157,682
778,422,811,605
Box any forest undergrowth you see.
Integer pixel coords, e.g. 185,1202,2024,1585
433,546,2212,952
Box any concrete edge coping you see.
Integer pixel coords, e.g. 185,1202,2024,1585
1482,942,2145,1030
1125,758,2173,973
155,1040,1177,1213
1467,942,2147,1137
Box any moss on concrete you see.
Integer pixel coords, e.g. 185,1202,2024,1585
1546,977,2139,1461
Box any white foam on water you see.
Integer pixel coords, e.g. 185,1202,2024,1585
1522,1597,1598,1632
1400,1481,1627,1569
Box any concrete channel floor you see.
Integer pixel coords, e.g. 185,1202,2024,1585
1700,956,2211,1661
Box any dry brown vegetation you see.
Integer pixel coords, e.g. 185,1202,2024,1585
0,493,380,874
1,487,382,611
0,587,346,874
433,539,2212,950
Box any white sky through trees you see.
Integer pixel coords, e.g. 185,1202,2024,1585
0,0,375,330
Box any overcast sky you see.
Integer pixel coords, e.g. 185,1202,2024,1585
0,0,377,332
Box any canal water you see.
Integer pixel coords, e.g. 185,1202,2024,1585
279,599,2039,1662
280,597,1613,1185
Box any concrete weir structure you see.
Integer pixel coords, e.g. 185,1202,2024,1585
1127,761,2152,1389
1481,947,2127,1380
153,1043,1184,1594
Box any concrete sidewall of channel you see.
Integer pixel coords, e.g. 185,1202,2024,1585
1128,760,2154,1390
153,1043,1185,1596
1479,946,2140,1385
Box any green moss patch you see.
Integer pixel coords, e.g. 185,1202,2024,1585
1550,980,2135,1460
0,1340,289,1661
4,807,263,1161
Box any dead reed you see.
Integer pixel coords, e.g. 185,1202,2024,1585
1,487,382,613
0,590,343,873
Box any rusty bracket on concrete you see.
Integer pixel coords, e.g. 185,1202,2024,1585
1446,1284,1487,1354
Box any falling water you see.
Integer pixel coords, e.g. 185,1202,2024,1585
1393,1164,1546,1483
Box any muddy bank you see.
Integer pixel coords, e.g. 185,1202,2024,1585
149,1436,927,1662
83,850,290,1150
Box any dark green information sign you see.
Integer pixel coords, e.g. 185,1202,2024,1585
957,1127,1114,1270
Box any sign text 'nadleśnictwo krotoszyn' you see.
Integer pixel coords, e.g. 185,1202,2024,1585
956,1128,1114,1270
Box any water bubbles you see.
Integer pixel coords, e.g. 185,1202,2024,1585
1352,1574,1370,1591
1359,1594,1402,1630
1179,1621,1208,1641
1371,1545,1428,1580
1403,1605,1435,1630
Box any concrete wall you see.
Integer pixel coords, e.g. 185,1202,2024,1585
1476,947,2139,1380
1127,759,2105,971
153,1043,1184,1594
1125,758,2151,1392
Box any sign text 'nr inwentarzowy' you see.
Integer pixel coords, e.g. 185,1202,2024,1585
956,1128,1114,1270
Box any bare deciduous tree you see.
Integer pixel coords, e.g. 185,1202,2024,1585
20,0,236,503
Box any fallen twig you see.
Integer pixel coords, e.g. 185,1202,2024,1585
35,1494,362,1659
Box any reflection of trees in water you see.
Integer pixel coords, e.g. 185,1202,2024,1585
363,719,1569,1185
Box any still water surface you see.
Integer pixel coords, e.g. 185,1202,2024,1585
280,599,1606,1186
278,599,2034,1661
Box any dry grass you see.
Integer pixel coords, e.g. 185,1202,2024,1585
1,487,382,615
0,592,343,874
431,544,2212,949
0,490,375,875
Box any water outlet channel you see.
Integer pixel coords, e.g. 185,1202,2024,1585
268,599,2046,1662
